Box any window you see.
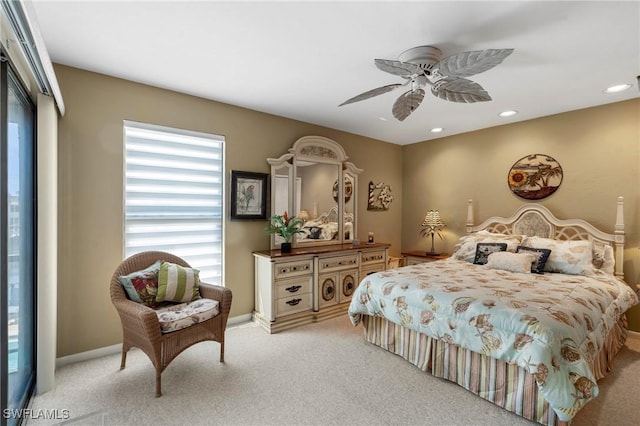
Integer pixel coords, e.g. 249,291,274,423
123,121,224,285
1,60,36,426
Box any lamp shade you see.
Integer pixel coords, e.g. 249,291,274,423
421,210,445,230
298,210,309,222
421,209,445,255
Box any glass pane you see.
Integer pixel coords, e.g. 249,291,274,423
6,74,35,425
272,165,294,246
343,173,355,241
296,163,339,244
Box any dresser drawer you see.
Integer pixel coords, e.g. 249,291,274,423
361,264,385,277
361,250,386,266
318,254,359,273
276,292,313,317
275,276,313,299
274,259,313,279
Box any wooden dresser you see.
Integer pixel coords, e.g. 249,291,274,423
254,243,389,333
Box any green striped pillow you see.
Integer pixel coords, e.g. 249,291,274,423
156,261,201,303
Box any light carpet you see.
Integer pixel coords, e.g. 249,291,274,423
27,316,640,426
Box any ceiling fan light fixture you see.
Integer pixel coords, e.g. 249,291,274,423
603,83,631,94
499,110,518,117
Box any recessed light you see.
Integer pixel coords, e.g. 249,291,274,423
499,110,518,117
603,84,631,94
377,117,388,121
430,127,444,133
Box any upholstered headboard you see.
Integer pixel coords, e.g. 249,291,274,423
465,197,625,277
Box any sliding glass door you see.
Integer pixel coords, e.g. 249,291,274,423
1,58,36,426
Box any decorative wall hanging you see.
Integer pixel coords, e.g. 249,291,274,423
367,181,394,210
230,170,269,220
508,154,563,200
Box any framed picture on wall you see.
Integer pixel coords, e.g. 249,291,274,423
230,170,269,220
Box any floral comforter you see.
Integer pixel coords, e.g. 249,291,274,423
348,259,638,421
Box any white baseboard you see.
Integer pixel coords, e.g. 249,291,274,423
56,343,122,368
628,330,640,339
55,313,254,368
227,313,253,327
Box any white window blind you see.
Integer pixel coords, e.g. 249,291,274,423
124,121,224,285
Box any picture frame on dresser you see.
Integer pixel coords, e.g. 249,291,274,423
230,170,269,220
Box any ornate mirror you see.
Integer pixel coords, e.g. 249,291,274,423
268,136,362,249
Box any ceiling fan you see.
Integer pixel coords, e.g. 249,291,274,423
339,45,514,121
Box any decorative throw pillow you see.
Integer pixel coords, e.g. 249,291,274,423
521,236,593,275
485,252,537,274
473,242,508,265
592,243,615,275
156,261,201,303
516,246,552,274
118,260,162,307
452,230,523,263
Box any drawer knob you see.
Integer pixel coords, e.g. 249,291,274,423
285,285,302,293
286,298,302,306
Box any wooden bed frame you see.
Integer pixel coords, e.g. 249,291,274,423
360,197,629,426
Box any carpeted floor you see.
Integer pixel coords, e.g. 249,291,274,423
27,316,640,426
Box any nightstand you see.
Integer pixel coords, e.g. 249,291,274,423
401,251,451,266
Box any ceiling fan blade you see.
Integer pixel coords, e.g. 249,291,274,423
338,83,404,106
375,59,423,78
392,89,425,121
431,78,492,103
436,48,514,78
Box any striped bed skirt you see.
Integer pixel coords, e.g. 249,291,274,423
361,314,629,426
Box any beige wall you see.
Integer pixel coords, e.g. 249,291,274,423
54,63,639,357
401,99,640,331
55,64,403,357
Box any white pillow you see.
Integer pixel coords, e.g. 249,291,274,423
452,230,524,263
485,252,537,274
521,236,593,275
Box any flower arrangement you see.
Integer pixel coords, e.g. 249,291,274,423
265,212,305,243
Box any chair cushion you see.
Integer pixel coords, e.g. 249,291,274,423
154,298,220,334
118,260,162,308
156,261,201,303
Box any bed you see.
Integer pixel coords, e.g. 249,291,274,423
298,206,354,242
348,198,638,425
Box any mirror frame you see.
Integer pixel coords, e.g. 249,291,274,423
267,136,362,249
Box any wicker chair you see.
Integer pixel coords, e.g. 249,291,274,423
110,251,232,397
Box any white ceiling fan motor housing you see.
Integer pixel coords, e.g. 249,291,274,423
398,46,442,74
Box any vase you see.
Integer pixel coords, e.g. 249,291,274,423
281,242,292,253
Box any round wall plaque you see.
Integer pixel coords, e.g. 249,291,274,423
332,176,353,203
508,154,563,200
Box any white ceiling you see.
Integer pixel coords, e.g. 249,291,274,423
30,0,640,145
